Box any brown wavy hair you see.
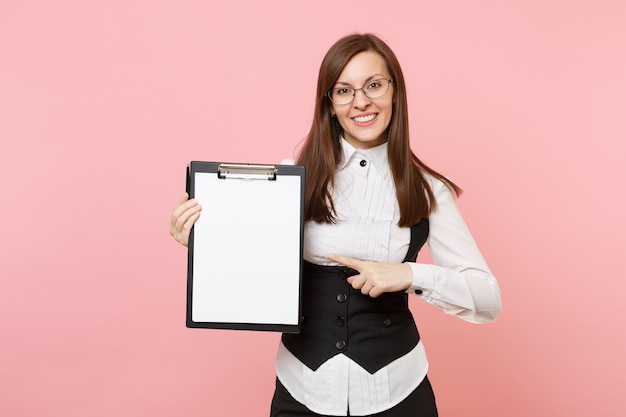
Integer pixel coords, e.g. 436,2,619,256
297,33,461,227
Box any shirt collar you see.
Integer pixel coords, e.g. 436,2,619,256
337,137,389,171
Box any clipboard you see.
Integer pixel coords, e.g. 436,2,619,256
185,161,305,333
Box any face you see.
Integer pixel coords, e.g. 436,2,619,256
330,51,394,149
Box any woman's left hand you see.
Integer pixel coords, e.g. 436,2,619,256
328,254,413,298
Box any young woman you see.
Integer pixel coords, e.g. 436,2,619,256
170,33,501,417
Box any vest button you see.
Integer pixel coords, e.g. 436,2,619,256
336,316,345,326
336,293,347,303
359,159,367,167
383,318,392,327
335,340,346,350
338,269,348,279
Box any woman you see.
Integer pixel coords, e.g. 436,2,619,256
170,33,501,417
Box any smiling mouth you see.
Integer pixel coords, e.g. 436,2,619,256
352,114,377,123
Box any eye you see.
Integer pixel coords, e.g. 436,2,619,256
366,81,383,90
334,87,353,96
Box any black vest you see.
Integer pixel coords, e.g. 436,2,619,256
282,218,429,374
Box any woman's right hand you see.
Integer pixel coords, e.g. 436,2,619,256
169,193,202,247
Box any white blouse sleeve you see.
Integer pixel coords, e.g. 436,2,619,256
407,177,502,323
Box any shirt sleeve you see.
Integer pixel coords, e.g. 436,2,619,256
406,177,502,323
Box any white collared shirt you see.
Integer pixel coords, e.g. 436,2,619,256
276,139,501,416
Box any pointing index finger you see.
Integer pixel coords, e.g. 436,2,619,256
328,254,363,271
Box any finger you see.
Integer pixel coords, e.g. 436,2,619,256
176,192,189,206
172,195,199,219
170,201,202,239
171,196,200,226
172,204,201,234
360,280,374,296
368,286,383,298
171,193,191,216
178,211,201,246
170,209,201,246
328,254,364,271
347,274,364,290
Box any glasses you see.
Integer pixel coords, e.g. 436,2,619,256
326,78,393,105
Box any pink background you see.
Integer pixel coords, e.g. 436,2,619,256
1,1,625,416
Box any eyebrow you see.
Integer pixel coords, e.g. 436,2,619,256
334,74,387,87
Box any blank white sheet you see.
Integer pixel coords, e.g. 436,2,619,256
191,171,301,325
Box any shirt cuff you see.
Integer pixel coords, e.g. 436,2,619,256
404,262,480,314
405,262,435,299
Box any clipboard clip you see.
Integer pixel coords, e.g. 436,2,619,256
218,163,278,181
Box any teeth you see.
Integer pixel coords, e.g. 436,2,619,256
353,114,376,123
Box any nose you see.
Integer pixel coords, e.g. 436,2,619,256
352,88,371,108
